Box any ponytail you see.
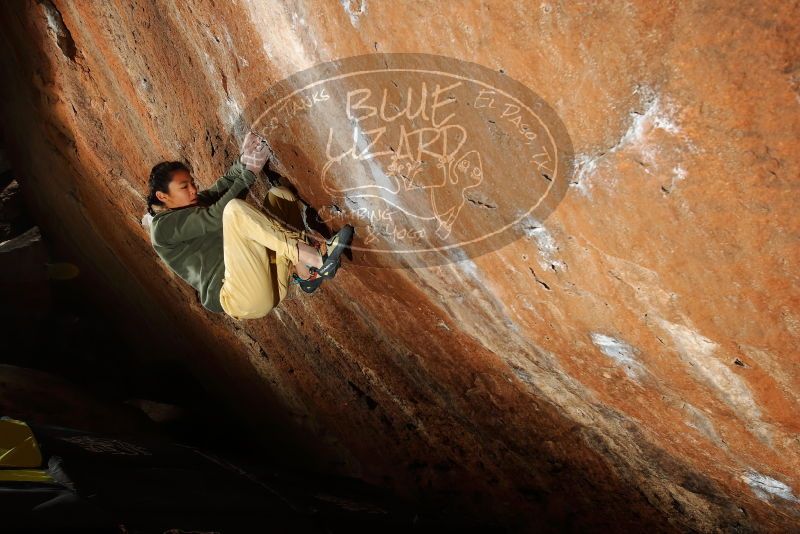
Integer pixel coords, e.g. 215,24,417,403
146,189,159,217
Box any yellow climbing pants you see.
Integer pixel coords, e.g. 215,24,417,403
218,188,305,320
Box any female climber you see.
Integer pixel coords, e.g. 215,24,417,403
146,131,353,320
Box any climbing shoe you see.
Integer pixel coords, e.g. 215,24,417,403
291,270,325,294
291,225,353,294
311,225,354,280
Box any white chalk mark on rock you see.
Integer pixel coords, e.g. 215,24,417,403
669,165,687,191
223,97,243,131
570,154,600,196
570,87,695,196
656,318,770,443
742,470,800,503
520,216,565,271
681,402,723,446
590,333,646,380
340,0,367,27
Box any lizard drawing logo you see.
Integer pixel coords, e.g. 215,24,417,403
320,94,485,239
234,54,573,266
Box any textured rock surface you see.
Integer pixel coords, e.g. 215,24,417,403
0,1,798,531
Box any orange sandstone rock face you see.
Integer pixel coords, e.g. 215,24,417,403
0,1,798,531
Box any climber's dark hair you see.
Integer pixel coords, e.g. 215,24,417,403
147,161,189,216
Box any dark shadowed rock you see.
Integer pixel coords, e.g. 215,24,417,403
0,226,52,322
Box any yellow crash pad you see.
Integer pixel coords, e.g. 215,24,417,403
0,417,43,468
0,468,55,483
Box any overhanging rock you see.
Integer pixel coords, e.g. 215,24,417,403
0,1,797,531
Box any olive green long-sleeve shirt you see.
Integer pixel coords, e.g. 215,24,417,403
150,160,257,313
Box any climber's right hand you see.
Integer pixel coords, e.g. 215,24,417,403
240,131,270,174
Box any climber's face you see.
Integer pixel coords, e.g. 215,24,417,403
156,169,198,209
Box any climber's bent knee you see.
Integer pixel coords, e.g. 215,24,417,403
223,198,248,219
268,186,297,202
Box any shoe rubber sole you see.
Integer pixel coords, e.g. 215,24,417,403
315,225,353,279
294,225,353,293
